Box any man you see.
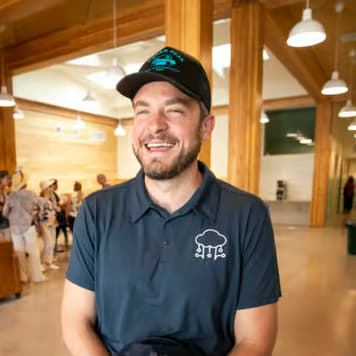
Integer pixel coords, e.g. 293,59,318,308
96,173,111,189
62,47,281,355
51,179,69,252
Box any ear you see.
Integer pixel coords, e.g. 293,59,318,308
201,115,215,140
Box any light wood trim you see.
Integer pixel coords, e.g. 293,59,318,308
310,101,332,227
263,95,315,110
264,11,328,101
15,98,124,127
228,0,264,194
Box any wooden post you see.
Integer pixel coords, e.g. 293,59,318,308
0,65,16,173
228,0,264,194
310,101,332,227
165,0,213,167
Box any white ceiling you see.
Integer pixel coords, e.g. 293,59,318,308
13,18,307,119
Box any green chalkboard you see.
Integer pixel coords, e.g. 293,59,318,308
264,107,316,155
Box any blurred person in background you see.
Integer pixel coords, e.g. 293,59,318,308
3,171,47,283
96,173,111,189
39,179,59,270
51,178,69,253
67,181,84,234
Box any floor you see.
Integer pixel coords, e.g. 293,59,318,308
0,226,355,356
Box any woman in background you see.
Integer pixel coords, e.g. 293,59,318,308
67,181,84,233
39,179,59,270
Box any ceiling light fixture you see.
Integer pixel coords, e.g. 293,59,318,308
13,106,24,119
260,111,270,124
0,47,15,107
347,118,356,131
339,50,356,117
114,119,126,136
321,2,348,95
287,0,326,47
74,113,86,130
105,0,126,89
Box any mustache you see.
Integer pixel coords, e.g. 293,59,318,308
139,133,178,146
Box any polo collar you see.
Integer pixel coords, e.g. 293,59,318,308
130,161,220,224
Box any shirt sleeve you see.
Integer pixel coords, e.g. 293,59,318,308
66,198,96,291
237,200,281,309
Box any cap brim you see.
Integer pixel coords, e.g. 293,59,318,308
116,72,201,103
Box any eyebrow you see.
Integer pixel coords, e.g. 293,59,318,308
165,97,191,107
133,100,150,108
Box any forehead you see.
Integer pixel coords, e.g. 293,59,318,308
133,81,194,104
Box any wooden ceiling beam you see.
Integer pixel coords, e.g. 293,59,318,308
5,0,230,74
259,0,304,9
0,0,66,25
264,10,328,101
6,1,165,74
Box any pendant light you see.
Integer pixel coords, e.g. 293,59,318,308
0,47,15,107
114,119,126,136
105,0,126,88
13,106,24,119
260,111,269,124
338,50,356,118
347,118,356,131
321,2,348,95
287,0,326,47
74,113,86,130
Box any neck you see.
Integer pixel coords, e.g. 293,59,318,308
144,161,202,214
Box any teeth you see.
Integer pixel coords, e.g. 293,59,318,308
146,142,174,148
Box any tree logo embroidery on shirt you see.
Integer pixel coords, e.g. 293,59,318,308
194,229,227,260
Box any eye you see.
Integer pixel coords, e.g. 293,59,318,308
135,109,150,117
166,107,185,116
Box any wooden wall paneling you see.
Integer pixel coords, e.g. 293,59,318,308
228,0,264,194
0,70,16,173
15,102,117,195
310,101,332,227
259,0,304,8
165,0,213,168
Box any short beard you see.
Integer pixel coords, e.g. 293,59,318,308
133,131,202,180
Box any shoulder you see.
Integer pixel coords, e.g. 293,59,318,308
215,178,267,212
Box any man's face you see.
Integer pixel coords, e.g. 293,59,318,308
97,175,106,185
132,81,213,180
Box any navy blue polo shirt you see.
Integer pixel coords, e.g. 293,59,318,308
66,162,281,355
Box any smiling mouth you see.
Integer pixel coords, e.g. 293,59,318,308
144,142,176,152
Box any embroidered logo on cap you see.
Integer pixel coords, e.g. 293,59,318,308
194,229,227,260
145,48,185,73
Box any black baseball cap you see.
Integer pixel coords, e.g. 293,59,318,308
116,46,211,112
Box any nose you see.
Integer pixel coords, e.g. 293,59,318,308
147,111,168,134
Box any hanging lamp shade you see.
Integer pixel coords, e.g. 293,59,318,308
13,106,24,119
260,111,269,124
74,114,86,129
287,8,326,47
114,121,126,136
0,85,15,107
321,70,348,95
338,99,356,118
347,118,356,131
82,90,96,102
105,58,126,88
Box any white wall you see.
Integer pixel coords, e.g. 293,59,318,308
117,124,140,179
260,153,314,201
13,67,118,118
211,114,228,178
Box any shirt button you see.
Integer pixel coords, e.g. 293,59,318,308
163,241,169,246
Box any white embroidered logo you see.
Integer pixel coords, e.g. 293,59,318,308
194,229,227,260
